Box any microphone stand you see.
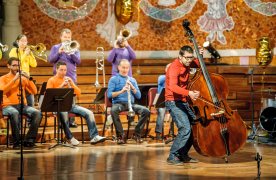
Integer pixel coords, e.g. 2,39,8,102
248,67,256,140
15,46,24,180
255,152,262,179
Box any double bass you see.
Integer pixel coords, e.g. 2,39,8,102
182,20,247,162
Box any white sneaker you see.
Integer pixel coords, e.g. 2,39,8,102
70,137,80,146
91,135,106,144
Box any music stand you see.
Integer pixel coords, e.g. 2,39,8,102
41,88,75,149
0,90,2,152
137,84,157,106
153,88,175,143
91,87,107,113
93,87,107,104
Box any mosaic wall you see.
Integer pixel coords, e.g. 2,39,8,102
19,0,275,51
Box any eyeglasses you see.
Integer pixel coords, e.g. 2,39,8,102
182,56,194,61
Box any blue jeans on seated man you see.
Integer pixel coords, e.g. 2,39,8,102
26,93,35,127
165,101,196,160
155,107,166,134
2,105,42,144
59,105,100,140
110,103,150,137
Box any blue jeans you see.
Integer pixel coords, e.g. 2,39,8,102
59,105,99,140
26,93,34,107
155,107,166,133
58,112,73,140
71,105,99,139
111,103,150,137
2,105,42,143
165,101,195,159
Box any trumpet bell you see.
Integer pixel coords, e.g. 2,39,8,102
118,29,132,42
62,40,80,55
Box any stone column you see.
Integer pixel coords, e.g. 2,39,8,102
1,0,22,50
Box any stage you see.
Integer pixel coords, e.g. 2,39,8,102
0,140,275,180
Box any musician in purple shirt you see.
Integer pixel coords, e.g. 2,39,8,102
107,34,136,77
48,28,81,127
48,28,81,83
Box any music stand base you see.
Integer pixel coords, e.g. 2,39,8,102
49,142,76,150
247,124,259,140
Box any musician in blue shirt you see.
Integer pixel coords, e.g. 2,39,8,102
107,59,150,144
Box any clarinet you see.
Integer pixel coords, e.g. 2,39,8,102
127,77,135,117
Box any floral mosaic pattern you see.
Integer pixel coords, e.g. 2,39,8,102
139,0,197,22
244,0,276,16
33,0,100,23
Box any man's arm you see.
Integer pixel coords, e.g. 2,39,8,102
107,77,126,99
67,78,81,96
25,79,37,95
130,79,141,99
0,73,20,94
70,51,81,65
107,48,117,63
48,45,60,64
126,45,136,60
167,66,189,96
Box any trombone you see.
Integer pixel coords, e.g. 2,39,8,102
94,47,106,87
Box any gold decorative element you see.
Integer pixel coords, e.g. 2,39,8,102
115,0,133,25
256,37,273,67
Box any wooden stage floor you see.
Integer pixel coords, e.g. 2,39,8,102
0,139,275,180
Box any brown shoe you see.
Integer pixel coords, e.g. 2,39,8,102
180,155,199,163
132,133,143,143
156,133,162,140
117,135,126,145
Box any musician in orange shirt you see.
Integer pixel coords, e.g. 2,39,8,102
46,61,106,146
0,57,42,149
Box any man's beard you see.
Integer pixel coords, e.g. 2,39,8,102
11,69,18,75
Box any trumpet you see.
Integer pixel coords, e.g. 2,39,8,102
29,43,48,62
0,43,9,60
61,40,80,55
94,47,106,87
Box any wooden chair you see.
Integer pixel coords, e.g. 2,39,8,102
3,114,28,148
144,87,158,138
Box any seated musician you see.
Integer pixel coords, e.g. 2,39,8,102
107,59,150,144
0,57,42,149
46,61,106,146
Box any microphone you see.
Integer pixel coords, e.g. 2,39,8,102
13,41,19,48
203,41,221,59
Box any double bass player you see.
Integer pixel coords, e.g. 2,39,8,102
165,45,203,165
